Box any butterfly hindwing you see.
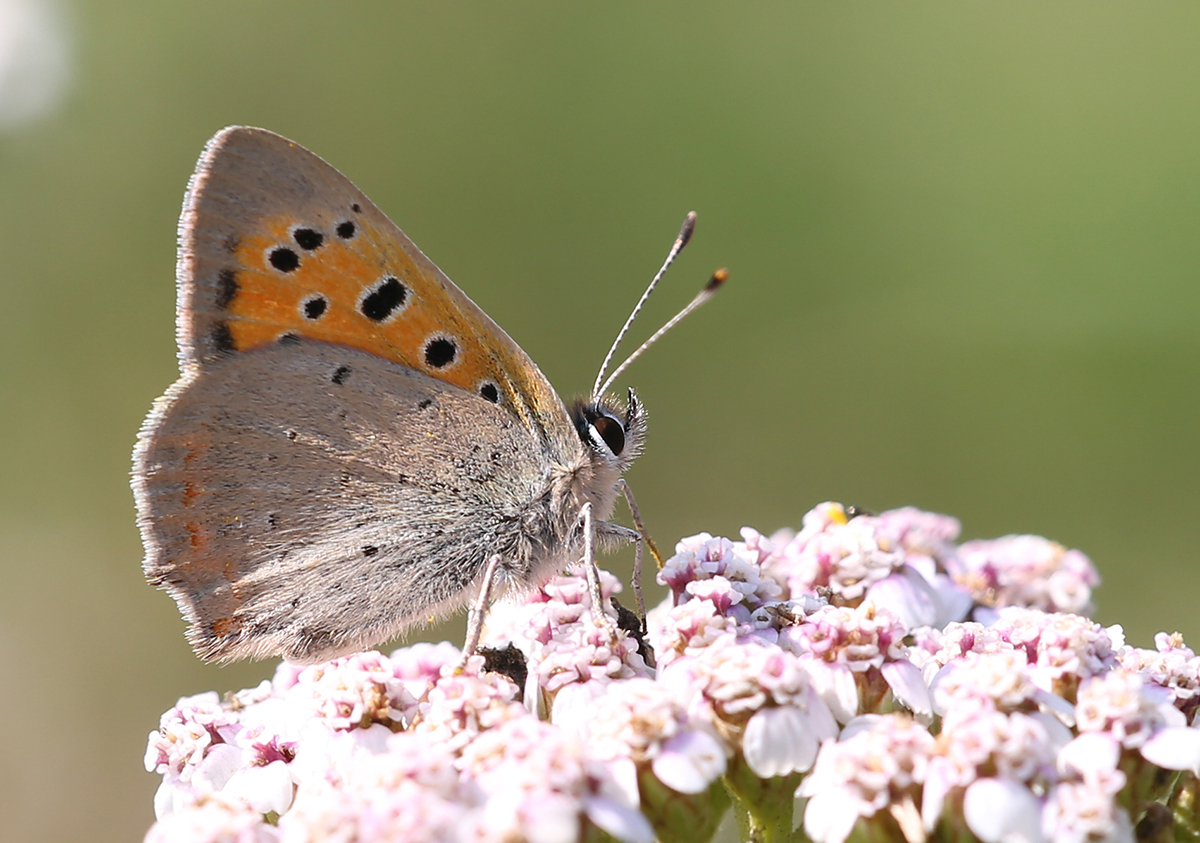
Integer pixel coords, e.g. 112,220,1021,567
135,342,550,663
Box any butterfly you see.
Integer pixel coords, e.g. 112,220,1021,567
132,127,721,664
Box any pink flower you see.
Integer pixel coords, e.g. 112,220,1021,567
144,690,299,819
659,533,783,616
1075,669,1183,748
992,608,1119,700
874,507,962,562
653,599,742,668
770,503,906,604
408,660,527,753
284,651,416,732
584,677,726,796
1118,631,1200,720
909,621,1012,677
781,603,929,722
662,639,839,777
145,692,239,783
952,535,1100,616
932,650,1044,717
1045,735,1133,843
485,566,651,714
279,731,467,843
799,714,935,843
388,640,463,698
459,717,654,843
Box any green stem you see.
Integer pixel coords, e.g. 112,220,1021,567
722,755,805,843
637,768,731,843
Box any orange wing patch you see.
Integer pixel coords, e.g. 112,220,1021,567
219,211,502,404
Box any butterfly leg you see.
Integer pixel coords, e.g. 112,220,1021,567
631,537,646,625
618,479,664,568
460,553,505,662
617,478,664,627
578,502,620,637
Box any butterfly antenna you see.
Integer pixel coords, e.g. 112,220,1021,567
592,212,697,399
596,267,728,398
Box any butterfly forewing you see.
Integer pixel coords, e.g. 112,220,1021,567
180,126,570,443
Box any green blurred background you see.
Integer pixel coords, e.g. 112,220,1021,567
2,2,1199,840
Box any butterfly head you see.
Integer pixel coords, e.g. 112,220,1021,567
572,388,646,473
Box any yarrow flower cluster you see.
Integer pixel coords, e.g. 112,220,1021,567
144,502,1200,843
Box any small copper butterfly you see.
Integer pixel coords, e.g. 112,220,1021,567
132,127,722,664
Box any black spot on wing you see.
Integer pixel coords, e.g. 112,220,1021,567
331,365,351,385
303,295,328,320
270,247,300,272
216,269,238,309
424,337,456,368
293,228,324,250
360,276,408,322
211,322,235,355
336,220,355,239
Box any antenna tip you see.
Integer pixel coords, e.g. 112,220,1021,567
704,267,729,292
677,212,697,248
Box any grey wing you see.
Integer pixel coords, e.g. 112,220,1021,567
132,339,550,664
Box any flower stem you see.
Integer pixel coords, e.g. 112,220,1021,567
722,755,805,843
637,769,731,843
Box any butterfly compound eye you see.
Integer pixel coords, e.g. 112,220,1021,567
590,413,626,456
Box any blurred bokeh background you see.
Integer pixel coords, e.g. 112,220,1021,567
2,2,1199,840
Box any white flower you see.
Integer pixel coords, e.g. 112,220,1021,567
963,777,1047,843
1075,669,1183,747
1042,780,1132,843
1141,726,1200,774
799,715,934,843
773,503,907,602
663,639,839,777
223,760,295,815
953,535,1099,616
145,793,279,843
583,677,726,795
285,651,416,731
